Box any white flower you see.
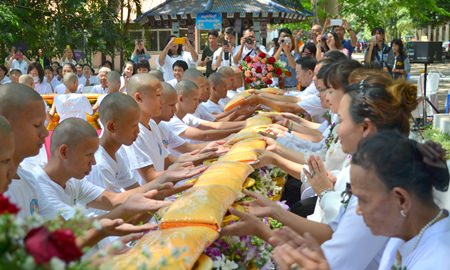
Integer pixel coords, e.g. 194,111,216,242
50,257,66,270
213,255,239,270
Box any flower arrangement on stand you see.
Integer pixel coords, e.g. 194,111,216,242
240,52,289,90
0,194,92,270
205,166,288,270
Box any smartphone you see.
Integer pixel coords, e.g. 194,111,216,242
330,19,343,26
223,40,229,46
174,37,185,45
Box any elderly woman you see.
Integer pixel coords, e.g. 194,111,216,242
272,132,449,270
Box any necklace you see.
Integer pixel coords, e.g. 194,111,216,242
394,209,445,269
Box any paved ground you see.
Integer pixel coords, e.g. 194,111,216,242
352,53,450,112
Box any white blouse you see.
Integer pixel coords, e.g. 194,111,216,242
378,213,450,270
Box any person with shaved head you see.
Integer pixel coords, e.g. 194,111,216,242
0,83,56,219
0,116,15,193
49,73,93,123
92,70,122,111
165,79,244,144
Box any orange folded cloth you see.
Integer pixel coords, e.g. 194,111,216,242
224,91,252,112
100,226,218,270
245,115,273,128
194,161,254,193
160,185,237,228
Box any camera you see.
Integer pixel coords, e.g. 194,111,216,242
280,37,292,44
223,40,229,60
245,37,254,45
321,34,328,42
330,19,343,26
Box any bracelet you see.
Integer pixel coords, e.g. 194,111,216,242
319,188,334,199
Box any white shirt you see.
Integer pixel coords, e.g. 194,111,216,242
122,120,169,185
212,46,239,68
87,146,136,193
202,100,223,114
158,121,186,157
297,82,327,117
0,76,11,85
90,85,108,94
5,165,57,220
286,81,317,99
37,170,104,220
157,52,197,81
54,83,84,94
78,75,99,87
167,78,178,88
194,103,216,122
234,44,268,63
10,59,28,74
53,93,93,122
167,114,205,145
323,195,389,270
378,214,450,270
34,81,53,94
44,76,61,90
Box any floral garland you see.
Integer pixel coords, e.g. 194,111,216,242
205,166,288,270
0,194,93,270
240,52,289,90
324,122,337,150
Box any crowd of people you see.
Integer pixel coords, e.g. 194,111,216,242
0,17,447,270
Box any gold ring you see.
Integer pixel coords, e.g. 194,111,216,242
290,263,300,270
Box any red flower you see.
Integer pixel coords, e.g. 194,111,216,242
255,67,262,73
267,79,273,85
267,57,276,64
258,52,266,58
239,65,243,70
245,77,253,84
25,227,82,264
285,70,292,77
245,56,252,63
275,68,283,76
0,194,20,215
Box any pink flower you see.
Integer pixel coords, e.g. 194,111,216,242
267,73,273,79
261,58,267,64
267,64,274,72
253,56,260,62
252,77,257,82
244,70,252,77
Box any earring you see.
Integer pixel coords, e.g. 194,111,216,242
400,210,407,217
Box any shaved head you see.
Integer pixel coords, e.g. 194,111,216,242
63,73,78,87
50,118,98,154
0,83,43,119
149,70,164,81
161,82,177,98
0,116,11,135
127,73,161,97
208,72,226,87
217,66,234,77
182,68,203,82
99,92,139,124
175,80,199,97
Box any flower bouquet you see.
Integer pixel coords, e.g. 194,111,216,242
240,52,288,90
0,194,92,270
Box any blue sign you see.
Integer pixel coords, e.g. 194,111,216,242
196,12,222,30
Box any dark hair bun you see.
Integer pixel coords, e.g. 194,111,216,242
388,80,418,114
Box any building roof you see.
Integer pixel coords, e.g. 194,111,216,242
136,0,311,23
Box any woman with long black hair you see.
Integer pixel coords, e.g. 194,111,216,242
387,38,411,79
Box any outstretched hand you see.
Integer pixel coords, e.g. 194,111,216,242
98,218,158,237
162,162,207,183
220,207,268,239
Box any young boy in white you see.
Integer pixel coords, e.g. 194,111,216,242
202,72,228,114
88,93,141,191
49,73,93,122
166,80,244,144
0,83,57,219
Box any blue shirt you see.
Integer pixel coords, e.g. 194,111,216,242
279,52,300,88
342,39,355,57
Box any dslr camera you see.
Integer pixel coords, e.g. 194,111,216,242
245,37,254,45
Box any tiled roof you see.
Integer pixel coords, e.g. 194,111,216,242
136,0,311,23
